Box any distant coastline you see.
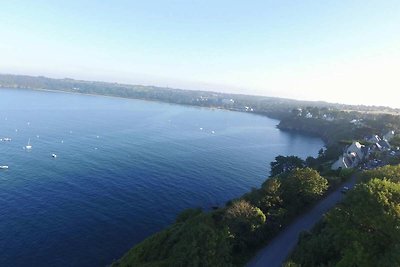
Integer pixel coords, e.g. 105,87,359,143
2,73,399,146
1,85,330,147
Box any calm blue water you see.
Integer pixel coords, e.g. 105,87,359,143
0,88,323,267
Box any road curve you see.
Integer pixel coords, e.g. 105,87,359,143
247,177,356,267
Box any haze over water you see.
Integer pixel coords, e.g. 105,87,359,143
0,88,323,266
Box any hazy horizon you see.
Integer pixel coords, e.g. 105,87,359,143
1,1,399,107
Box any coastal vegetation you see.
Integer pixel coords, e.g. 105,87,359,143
285,165,400,267
112,167,330,266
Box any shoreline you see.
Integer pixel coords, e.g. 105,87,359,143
0,86,271,117
1,85,328,148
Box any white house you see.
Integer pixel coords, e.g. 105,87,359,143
367,135,381,144
331,141,366,170
331,155,353,170
346,142,365,159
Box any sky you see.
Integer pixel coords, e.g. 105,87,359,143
1,0,399,107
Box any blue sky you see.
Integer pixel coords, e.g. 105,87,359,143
1,1,399,107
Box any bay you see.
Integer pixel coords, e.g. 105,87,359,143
0,88,323,267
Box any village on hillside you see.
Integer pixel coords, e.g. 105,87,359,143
331,130,399,170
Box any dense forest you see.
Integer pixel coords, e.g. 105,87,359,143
286,165,400,267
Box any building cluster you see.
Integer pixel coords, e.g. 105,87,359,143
293,108,335,121
331,130,397,170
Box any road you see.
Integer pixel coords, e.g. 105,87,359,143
247,176,356,267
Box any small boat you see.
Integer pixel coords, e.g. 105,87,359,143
0,165,9,169
211,130,215,134
25,138,32,150
52,154,57,158
3,138,11,141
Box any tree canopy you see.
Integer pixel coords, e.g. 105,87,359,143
113,212,232,267
288,165,400,267
281,168,328,209
270,155,305,177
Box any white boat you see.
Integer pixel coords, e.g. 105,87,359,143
52,154,57,158
3,138,11,141
0,165,9,169
25,138,32,150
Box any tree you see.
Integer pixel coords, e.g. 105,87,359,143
305,156,318,168
281,168,328,209
224,200,266,233
270,155,305,177
224,200,266,249
362,164,400,183
288,178,400,267
113,213,233,267
328,179,400,267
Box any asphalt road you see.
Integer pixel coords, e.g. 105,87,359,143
247,177,356,267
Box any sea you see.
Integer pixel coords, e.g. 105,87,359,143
0,88,323,266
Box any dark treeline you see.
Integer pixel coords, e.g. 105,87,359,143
1,74,399,121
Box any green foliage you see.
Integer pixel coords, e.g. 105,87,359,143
270,155,305,177
224,200,266,250
328,179,400,267
175,208,202,223
281,168,329,209
288,170,400,267
112,166,333,267
224,200,266,232
362,164,400,183
113,213,233,267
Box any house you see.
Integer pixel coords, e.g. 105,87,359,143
346,141,366,159
377,139,391,151
331,155,353,170
371,142,383,152
331,141,366,170
367,135,381,144
305,112,313,118
350,119,365,127
383,130,395,142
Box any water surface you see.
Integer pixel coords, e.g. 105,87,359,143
0,88,323,266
